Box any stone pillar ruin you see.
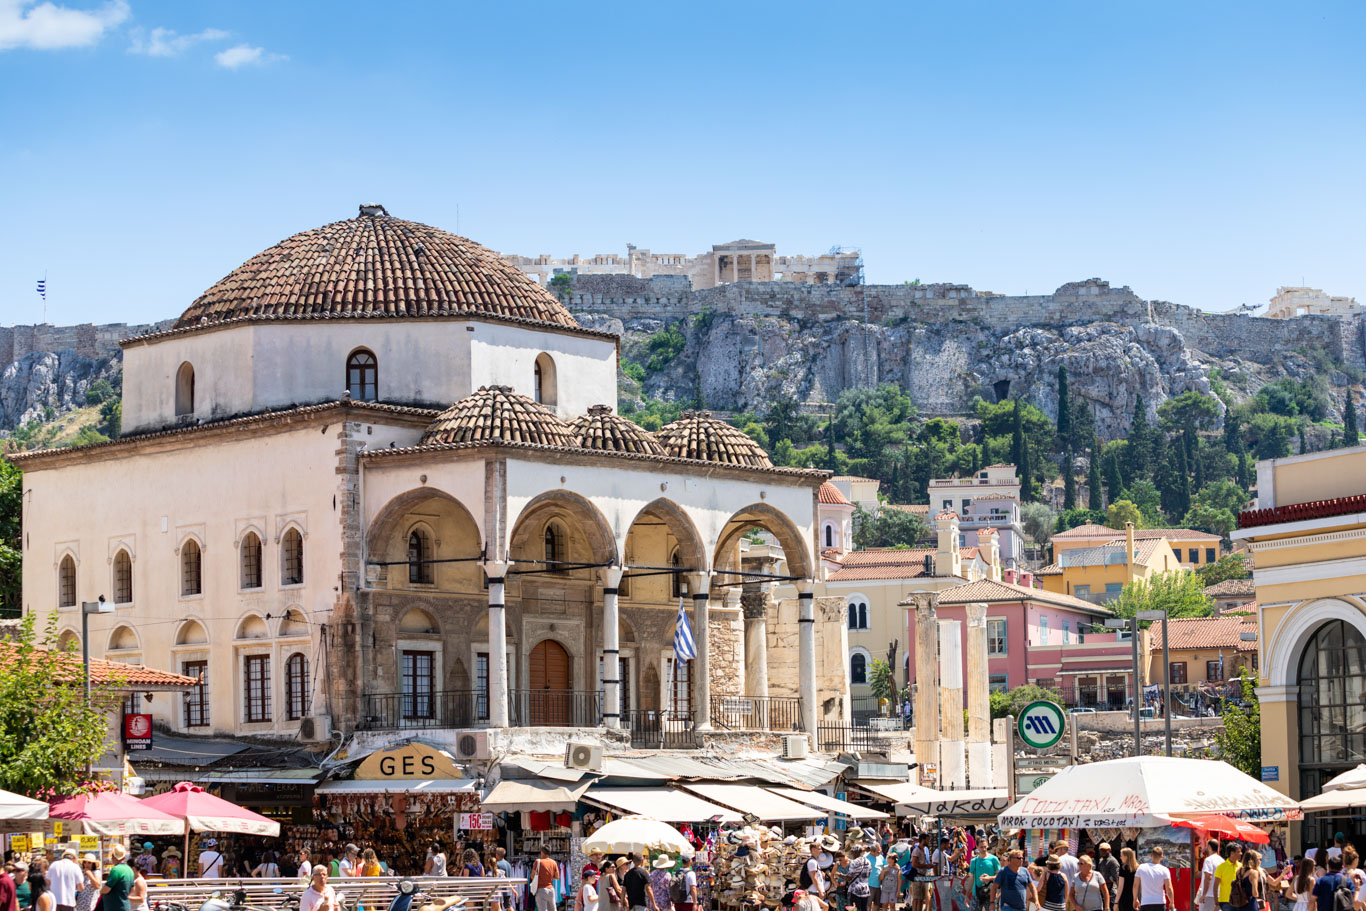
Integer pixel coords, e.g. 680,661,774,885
485,560,511,727
798,582,818,741
600,566,624,729
938,619,967,789
742,590,770,700
965,602,992,785
690,573,713,731
911,594,939,778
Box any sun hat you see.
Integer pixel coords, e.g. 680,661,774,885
143,842,154,850
203,838,218,847
62,849,77,859
820,835,840,851
111,845,127,861
164,847,181,857
653,856,675,869
82,854,99,865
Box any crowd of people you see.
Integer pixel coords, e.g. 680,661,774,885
0,846,145,911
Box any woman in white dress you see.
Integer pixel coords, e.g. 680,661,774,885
1282,857,1315,911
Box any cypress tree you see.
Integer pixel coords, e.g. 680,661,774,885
825,415,838,472
1175,438,1192,517
1020,436,1033,503
1057,365,1072,450
1346,389,1360,446
1185,426,1204,493
1126,394,1153,481
1063,452,1076,510
1298,423,1309,455
1104,448,1124,503
1238,451,1252,489
1012,398,1025,469
1088,436,1104,510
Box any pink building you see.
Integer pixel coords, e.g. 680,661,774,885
905,574,1138,708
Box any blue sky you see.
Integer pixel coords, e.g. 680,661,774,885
1,1,1363,326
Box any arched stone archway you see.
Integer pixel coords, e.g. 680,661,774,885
508,490,617,569
366,488,483,591
620,498,708,608
711,501,814,583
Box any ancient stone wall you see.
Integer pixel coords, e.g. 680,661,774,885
0,320,172,365
707,604,744,698
765,594,848,722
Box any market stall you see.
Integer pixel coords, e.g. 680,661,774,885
141,782,280,877
998,756,1301,911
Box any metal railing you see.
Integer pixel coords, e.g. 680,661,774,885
509,688,601,727
624,708,696,748
709,695,802,732
144,875,526,911
358,690,487,731
817,722,910,753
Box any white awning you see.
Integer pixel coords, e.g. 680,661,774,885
765,787,887,820
316,778,477,795
850,781,941,805
893,788,1011,817
584,788,743,824
678,782,825,822
481,778,592,813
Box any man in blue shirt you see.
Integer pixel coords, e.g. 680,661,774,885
990,851,1038,911
1312,857,1344,911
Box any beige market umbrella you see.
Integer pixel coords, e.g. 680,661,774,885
1301,764,1366,811
582,815,695,858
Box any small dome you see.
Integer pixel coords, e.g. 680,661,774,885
569,405,666,456
818,481,851,505
655,410,773,468
176,206,578,330
421,386,577,448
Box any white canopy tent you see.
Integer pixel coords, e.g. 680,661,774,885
893,788,1011,818
997,756,1301,828
678,783,826,822
0,789,48,822
584,788,743,824
1300,764,1366,811
765,787,888,820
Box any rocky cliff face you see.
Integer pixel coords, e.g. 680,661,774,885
571,276,1364,436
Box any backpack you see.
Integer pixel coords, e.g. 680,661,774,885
1229,875,1249,910
1335,877,1356,911
670,872,690,905
800,863,813,890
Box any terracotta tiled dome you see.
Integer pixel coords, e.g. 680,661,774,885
817,481,851,505
421,386,578,448
175,204,578,330
655,410,773,468
569,405,666,456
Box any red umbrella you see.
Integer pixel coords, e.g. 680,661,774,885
49,792,185,837
141,782,281,836
1168,814,1270,844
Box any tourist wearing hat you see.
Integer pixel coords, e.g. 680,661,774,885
99,846,133,911
74,855,99,911
197,840,223,879
11,860,30,911
132,845,156,880
649,856,674,911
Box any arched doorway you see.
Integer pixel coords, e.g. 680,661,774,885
529,640,571,726
1298,619,1366,846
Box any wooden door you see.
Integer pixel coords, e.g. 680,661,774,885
529,640,571,725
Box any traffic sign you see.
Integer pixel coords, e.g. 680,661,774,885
1017,700,1066,749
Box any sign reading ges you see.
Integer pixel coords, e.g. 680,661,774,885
355,742,462,780
1016,700,1066,750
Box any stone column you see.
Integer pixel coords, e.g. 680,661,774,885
912,594,940,780
484,560,511,727
600,566,624,729
742,590,770,700
938,619,967,789
965,603,992,785
689,572,713,731
798,582,818,741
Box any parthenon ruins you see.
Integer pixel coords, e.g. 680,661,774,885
502,239,863,289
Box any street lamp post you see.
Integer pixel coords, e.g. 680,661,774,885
1104,615,1142,756
1135,609,1171,756
81,596,113,774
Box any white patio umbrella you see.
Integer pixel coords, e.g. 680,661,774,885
0,789,49,822
582,815,695,858
997,756,1301,828
1300,764,1366,811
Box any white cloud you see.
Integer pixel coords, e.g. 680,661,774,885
214,42,283,68
128,25,228,56
0,0,130,50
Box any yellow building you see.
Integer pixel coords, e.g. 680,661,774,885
1052,522,1224,569
1143,615,1257,694
1232,444,1366,848
1038,528,1182,603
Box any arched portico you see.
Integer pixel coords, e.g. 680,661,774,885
366,488,483,591
711,502,814,584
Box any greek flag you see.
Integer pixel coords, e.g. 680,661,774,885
36,279,46,300
673,597,696,661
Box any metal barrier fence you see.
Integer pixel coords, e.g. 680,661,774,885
709,695,802,732
144,876,527,911
624,708,695,748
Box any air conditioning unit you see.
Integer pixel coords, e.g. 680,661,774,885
781,735,809,760
566,741,604,772
455,730,490,761
125,777,147,796
298,715,332,743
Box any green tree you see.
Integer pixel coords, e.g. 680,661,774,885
0,459,19,618
1125,394,1154,481
1196,553,1251,587
1111,571,1213,621
1056,366,1072,449
0,614,125,796
547,272,573,300
1213,677,1260,777
1062,455,1076,510
1054,508,1105,533
868,658,896,705
1019,502,1055,546
1194,479,1250,515
83,379,115,406
1180,503,1237,538
1103,447,1125,503
1011,398,1025,484
771,438,797,467
989,682,1064,720
1346,389,1360,447
1158,391,1222,433
851,506,927,550
1087,437,1103,511
1106,499,1143,529
1126,479,1165,527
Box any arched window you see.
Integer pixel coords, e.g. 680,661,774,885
58,555,76,608
175,362,195,416
346,349,377,401
850,652,867,685
846,599,869,630
240,532,262,589
407,529,433,584
533,353,557,406
285,653,310,721
281,528,304,586
544,521,564,569
181,539,202,596
670,547,683,598
825,525,835,548
112,549,132,604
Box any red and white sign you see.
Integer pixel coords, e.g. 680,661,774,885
459,813,494,830
124,714,153,751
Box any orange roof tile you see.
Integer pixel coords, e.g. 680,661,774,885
1204,578,1256,598
656,411,772,468
421,386,577,447
0,644,197,689
1148,616,1257,652
826,547,978,582
568,405,665,456
818,482,852,506
1051,522,1123,539
934,578,1113,614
